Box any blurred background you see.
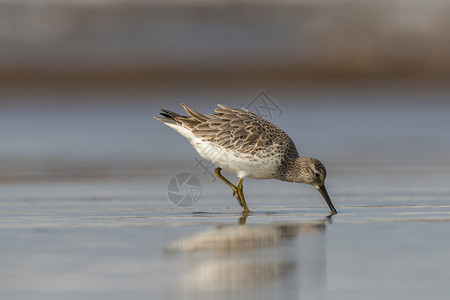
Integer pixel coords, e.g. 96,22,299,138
1,0,449,182
2,0,450,83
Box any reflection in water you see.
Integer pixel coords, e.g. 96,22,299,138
165,218,327,300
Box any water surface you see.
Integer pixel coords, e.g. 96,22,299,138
1,84,449,299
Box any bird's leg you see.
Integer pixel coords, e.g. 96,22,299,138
237,178,250,214
214,168,243,207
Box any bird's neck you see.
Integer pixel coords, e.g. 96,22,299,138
277,157,310,183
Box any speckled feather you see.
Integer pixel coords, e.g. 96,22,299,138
176,104,299,158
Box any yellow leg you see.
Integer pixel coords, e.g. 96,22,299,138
214,168,243,207
214,168,250,213
237,178,250,214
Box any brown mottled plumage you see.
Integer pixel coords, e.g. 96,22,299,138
176,104,297,157
155,104,337,215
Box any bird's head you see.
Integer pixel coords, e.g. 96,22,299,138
287,158,337,214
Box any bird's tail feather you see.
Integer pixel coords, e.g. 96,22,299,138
155,104,208,129
154,109,182,125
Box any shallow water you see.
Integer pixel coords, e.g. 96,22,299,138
1,171,449,300
1,84,450,299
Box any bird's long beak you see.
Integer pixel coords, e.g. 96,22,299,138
317,185,337,214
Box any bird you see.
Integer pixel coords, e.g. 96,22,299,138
154,104,337,215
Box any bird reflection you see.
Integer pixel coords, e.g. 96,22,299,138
238,214,248,225
165,217,327,299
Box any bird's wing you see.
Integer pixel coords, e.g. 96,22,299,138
179,104,294,155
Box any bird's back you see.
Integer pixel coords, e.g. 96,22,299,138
187,104,298,157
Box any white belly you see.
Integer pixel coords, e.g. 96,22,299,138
164,122,280,179
193,139,280,179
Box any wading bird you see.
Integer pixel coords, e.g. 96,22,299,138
155,104,337,215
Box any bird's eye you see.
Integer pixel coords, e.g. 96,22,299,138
314,173,320,178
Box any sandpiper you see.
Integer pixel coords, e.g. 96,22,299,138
155,104,337,215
